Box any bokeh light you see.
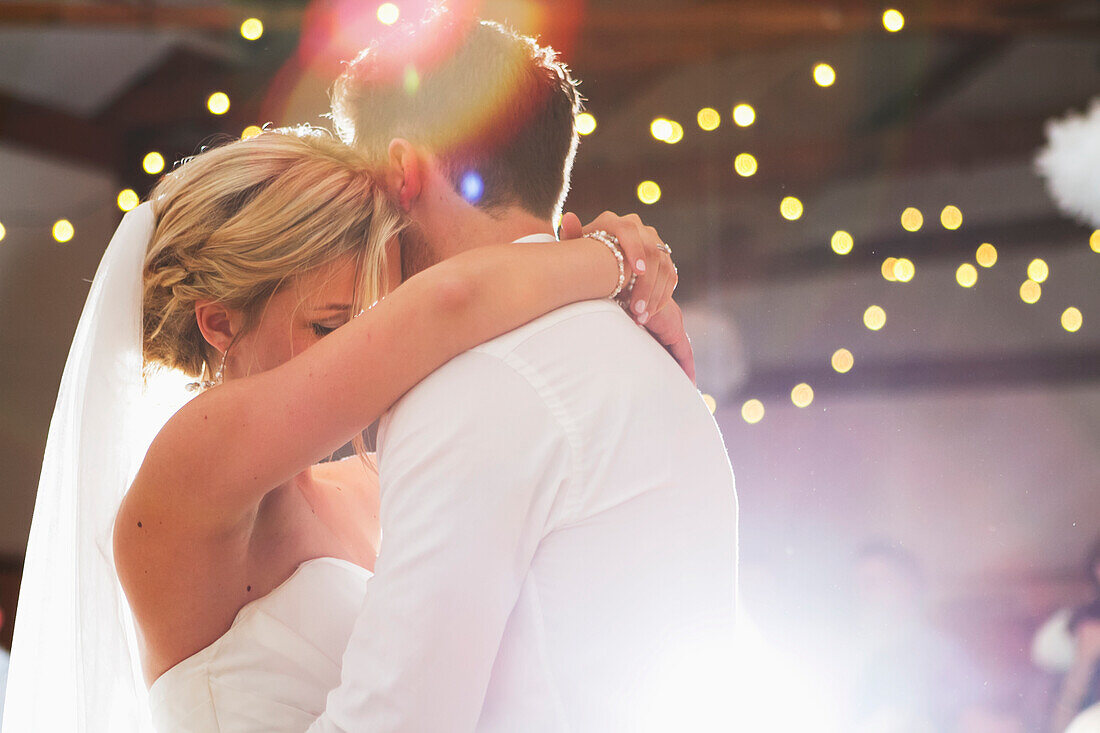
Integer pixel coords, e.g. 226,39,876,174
831,348,854,374
732,103,756,127
893,257,915,282
377,3,400,25
831,230,853,255
976,242,997,268
52,219,74,243
734,153,758,177
702,394,718,414
1027,258,1049,283
460,171,484,203
697,107,721,131
650,118,673,141
881,257,899,282
240,17,264,41
780,196,803,220
0,221,6,242
741,399,765,424
664,121,684,144
956,263,978,288
576,112,597,136
882,9,905,32
791,383,814,408
117,189,139,212
1020,279,1041,304
143,152,165,175
864,305,887,330
813,63,836,87
1061,307,1083,332
637,180,662,205
207,92,230,115
940,205,963,230
241,125,263,140
900,207,923,232
1091,230,1100,253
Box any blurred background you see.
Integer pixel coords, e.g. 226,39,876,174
1,0,1099,730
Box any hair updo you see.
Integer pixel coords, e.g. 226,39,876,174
143,126,404,378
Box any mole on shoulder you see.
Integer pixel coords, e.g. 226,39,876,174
246,585,252,592
136,521,142,528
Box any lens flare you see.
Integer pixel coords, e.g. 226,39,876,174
791,383,814,408
460,171,484,203
664,121,684,144
881,257,898,282
1091,230,1100,253
576,112,597,135
734,153,757,177
697,107,721,131
940,205,963,230
732,104,755,127
650,118,673,141
52,219,74,243
207,92,230,115
143,152,165,175
0,221,5,242
377,3,400,25
240,17,264,41
241,125,263,140
1020,279,1041,304
831,230,853,255
813,63,836,87
702,394,718,414
956,263,978,288
893,257,915,282
831,348,854,374
1027,258,1049,283
780,196,803,220
900,207,923,232
976,243,997,267
864,305,886,331
882,9,905,31
637,181,662,205
1061,307,1083,332
741,399,765,424
117,189,139,212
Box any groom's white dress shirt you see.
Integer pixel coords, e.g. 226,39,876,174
311,237,737,732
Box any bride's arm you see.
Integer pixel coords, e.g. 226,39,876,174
121,217,676,534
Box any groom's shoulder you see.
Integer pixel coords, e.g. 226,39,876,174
470,299,631,360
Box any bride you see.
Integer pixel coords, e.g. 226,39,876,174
2,126,684,732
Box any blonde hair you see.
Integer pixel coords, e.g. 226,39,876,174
143,126,404,378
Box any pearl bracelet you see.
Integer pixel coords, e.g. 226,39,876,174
583,229,627,299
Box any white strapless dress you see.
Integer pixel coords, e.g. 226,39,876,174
147,557,371,732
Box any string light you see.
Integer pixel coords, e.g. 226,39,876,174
697,107,721,131
956,263,978,288
864,305,886,330
1027,258,1049,283
241,125,263,140
117,189,139,212
813,63,836,87
791,383,814,408
1019,279,1041,304
664,121,684,144
881,257,899,282
650,118,673,141
893,257,915,282
882,9,905,32
576,112,597,135
940,205,963,230
900,207,923,232
637,181,661,205
1061,307,1083,332
741,399,765,424
734,153,757,177
831,348,854,374
732,103,756,127
1091,230,1100,253
207,92,230,115
976,243,997,268
780,196,803,220
143,152,165,175
240,17,264,41
831,230,853,255
702,394,718,414
52,219,74,243
377,3,400,25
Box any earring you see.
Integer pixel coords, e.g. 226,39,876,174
185,350,227,392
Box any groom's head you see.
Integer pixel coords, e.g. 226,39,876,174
331,12,582,268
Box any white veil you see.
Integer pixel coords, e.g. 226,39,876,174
2,203,161,732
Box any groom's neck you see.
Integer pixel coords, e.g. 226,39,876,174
431,204,555,259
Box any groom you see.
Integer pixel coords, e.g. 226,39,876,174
310,14,737,731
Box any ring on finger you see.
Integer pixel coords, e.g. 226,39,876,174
656,242,672,255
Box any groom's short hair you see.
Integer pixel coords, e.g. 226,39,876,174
331,11,582,220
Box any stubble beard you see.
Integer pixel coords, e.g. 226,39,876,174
399,222,439,282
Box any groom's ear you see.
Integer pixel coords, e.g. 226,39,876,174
386,138,423,212
194,301,239,356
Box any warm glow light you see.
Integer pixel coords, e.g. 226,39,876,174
0,221,6,242
664,121,684,144
240,17,264,40
1091,230,1100,253
864,305,886,331
900,207,923,232
576,112,597,135
831,348,854,374
1061,307,1083,332
1020,279,1041,304
956,263,978,288
976,243,997,268
780,196,803,220
741,399,765,424
1027,258,1049,283
702,394,718,414
207,92,230,115
813,63,836,87
241,125,263,140
52,219,74,243
650,118,673,141
831,230,853,255
940,205,963,230
637,180,662,205
882,9,905,31
143,152,165,175
377,3,400,25
734,153,757,177
791,383,814,408
117,189,139,212
893,257,915,282
697,107,721,131
732,103,756,127
881,257,899,282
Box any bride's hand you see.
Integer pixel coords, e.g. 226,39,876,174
560,211,695,382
